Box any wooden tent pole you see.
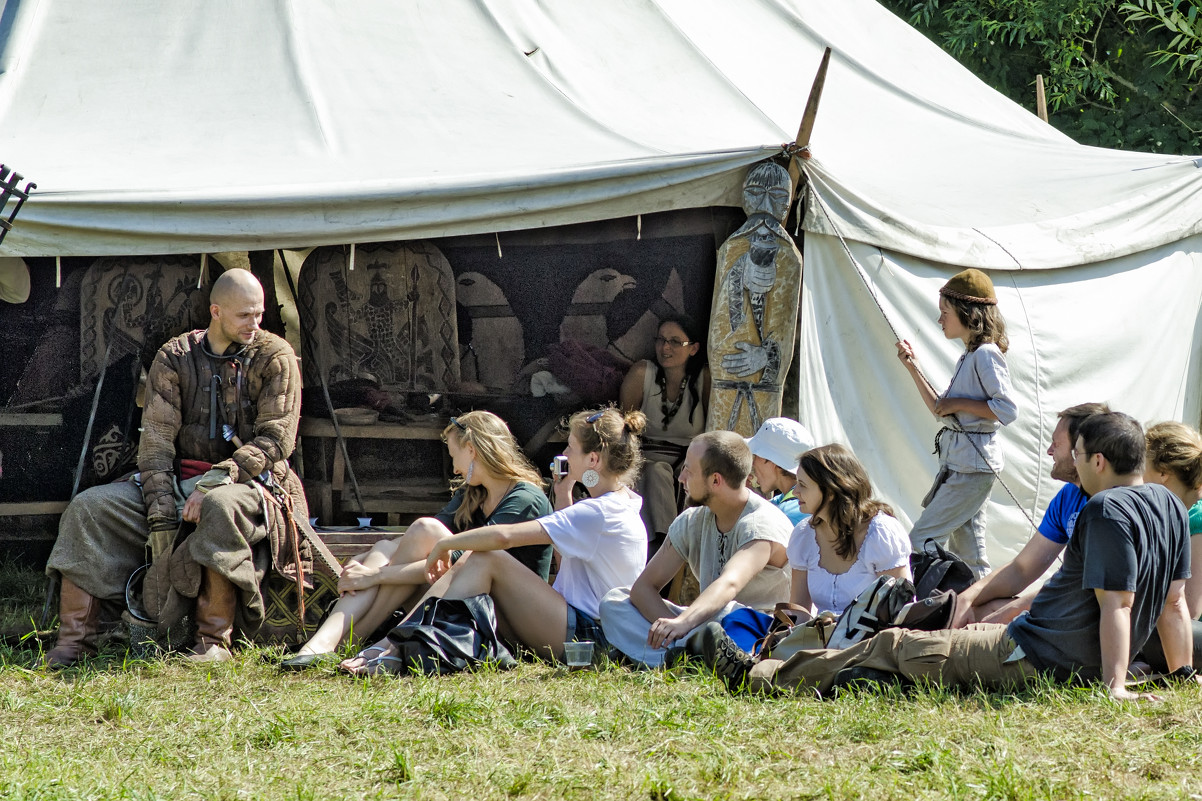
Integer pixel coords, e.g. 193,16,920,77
787,47,832,190
1035,75,1048,122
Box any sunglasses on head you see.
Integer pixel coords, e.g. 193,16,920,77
450,417,468,434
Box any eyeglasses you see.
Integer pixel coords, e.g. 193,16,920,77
1072,447,1091,461
450,417,468,434
654,337,694,348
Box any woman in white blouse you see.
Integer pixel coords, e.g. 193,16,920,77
787,444,911,616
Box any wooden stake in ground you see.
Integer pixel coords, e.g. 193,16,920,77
1035,75,1048,122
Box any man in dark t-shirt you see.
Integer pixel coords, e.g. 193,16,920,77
707,412,1199,700
1008,482,1187,683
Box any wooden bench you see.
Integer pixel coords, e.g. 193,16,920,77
297,415,451,526
312,525,406,563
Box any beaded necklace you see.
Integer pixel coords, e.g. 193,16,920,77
657,371,690,429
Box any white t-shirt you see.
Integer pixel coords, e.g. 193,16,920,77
538,490,647,619
786,512,910,614
667,492,791,611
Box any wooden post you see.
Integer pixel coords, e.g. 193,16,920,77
788,47,832,191
1035,75,1048,123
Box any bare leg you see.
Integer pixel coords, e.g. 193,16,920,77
341,550,570,674
296,520,452,654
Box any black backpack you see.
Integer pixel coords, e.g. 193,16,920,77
910,538,976,598
385,594,517,675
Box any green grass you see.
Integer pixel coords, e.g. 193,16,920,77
0,558,50,639
0,646,1198,800
1,567,1200,800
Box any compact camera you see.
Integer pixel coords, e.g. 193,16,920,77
550,455,569,479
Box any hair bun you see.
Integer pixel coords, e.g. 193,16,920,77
623,409,647,438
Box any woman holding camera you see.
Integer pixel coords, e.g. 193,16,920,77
341,406,648,674
281,410,551,669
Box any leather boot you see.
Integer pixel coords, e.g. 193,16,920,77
187,568,236,662
42,577,100,668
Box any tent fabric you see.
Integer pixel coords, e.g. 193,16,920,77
0,0,801,256
4,0,1196,260
2,0,1200,554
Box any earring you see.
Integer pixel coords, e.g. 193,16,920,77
466,461,475,482
581,469,600,488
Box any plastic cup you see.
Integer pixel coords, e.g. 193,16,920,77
563,640,594,670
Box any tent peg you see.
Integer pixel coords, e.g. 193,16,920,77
495,232,503,259
55,255,61,288
349,242,356,271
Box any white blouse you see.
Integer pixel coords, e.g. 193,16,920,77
786,512,911,614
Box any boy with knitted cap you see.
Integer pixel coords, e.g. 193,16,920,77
895,268,1017,580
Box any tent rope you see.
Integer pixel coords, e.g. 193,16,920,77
800,163,1039,533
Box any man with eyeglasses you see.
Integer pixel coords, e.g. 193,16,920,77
705,411,1198,700
951,402,1108,626
598,430,791,667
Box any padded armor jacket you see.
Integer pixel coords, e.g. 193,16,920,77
137,329,307,545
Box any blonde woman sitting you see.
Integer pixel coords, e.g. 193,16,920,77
281,411,551,669
341,407,648,675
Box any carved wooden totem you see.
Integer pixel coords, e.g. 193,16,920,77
706,162,802,435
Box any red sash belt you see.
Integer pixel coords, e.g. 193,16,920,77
179,459,214,480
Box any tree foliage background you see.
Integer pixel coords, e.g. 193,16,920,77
881,0,1202,154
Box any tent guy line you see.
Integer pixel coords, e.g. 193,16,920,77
801,161,1039,533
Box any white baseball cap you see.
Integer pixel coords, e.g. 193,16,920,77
745,417,816,473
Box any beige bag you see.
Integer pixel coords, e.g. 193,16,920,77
758,603,838,662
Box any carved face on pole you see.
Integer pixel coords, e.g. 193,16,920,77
741,162,792,223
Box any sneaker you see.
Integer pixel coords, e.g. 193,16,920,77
696,622,756,693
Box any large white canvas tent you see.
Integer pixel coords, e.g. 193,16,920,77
1,0,1200,560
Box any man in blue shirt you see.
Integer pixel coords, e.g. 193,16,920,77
953,402,1107,625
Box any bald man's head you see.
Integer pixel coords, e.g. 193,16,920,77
210,268,263,308
208,269,265,352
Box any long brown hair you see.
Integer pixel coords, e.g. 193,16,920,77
944,296,1009,354
443,410,543,530
798,444,893,560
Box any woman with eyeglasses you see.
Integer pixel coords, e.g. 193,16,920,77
280,410,552,669
340,406,648,675
619,316,710,552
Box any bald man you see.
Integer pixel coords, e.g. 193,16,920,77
43,269,310,665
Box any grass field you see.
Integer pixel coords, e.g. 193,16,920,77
1,644,1201,800
1,564,1200,800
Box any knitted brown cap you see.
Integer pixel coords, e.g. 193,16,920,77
940,268,997,305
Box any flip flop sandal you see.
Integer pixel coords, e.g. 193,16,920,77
278,652,338,672
363,654,411,677
338,642,390,676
